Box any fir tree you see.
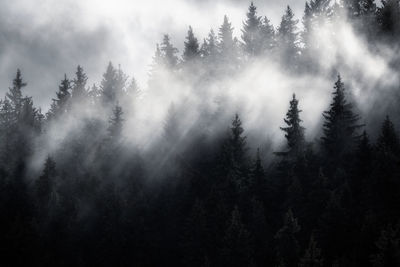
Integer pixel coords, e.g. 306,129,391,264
201,29,218,59
260,16,276,53
35,156,56,210
279,94,305,157
101,62,118,104
183,26,200,62
160,34,179,68
71,65,88,101
377,0,400,36
230,114,247,167
275,209,301,267
47,74,71,119
222,206,253,266
299,234,324,267
218,15,235,55
376,116,400,155
277,6,299,68
6,69,26,116
241,2,262,57
108,103,124,139
321,75,362,161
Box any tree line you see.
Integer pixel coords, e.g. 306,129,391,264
1,1,400,266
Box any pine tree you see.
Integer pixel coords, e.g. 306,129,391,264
279,94,305,157
108,103,124,139
160,34,179,68
218,15,235,56
47,74,71,119
126,76,140,98
321,75,362,161
222,206,253,266
241,2,262,57
277,6,299,68
377,0,400,36
275,209,301,267
201,29,218,59
250,148,266,199
260,16,276,53
71,65,88,101
101,62,118,104
115,65,128,99
35,156,56,210
183,26,200,62
299,234,324,267
230,114,247,167
376,116,400,155
370,223,400,267
88,83,101,106
6,69,26,117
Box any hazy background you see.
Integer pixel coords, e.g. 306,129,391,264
0,0,305,109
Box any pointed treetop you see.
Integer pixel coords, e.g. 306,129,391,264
160,34,179,68
183,26,200,62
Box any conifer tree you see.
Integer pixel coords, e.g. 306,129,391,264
183,26,200,62
35,156,56,210
299,234,323,267
280,94,305,157
275,209,301,267
250,148,266,200
230,114,247,167
201,29,218,59
321,75,362,161
47,74,71,119
108,103,124,139
377,0,400,36
260,16,276,53
370,223,400,267
101,62,118,104
376,116,400,155
160,34,179,68
218,15,235,56
71,65,88,101
222,206,253,266
241,2,262,57
277,6,299,68
6,69,26,117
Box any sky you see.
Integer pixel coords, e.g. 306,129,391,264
0,0,305,109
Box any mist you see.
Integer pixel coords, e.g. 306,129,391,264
1,0,400,266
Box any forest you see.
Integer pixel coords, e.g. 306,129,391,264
1,0,400,266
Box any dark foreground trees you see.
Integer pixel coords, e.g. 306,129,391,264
1,1,400,266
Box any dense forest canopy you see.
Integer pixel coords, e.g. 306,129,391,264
1,0,400,266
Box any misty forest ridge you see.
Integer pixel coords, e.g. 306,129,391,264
1,0,400,266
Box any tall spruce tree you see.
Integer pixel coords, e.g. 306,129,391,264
279,94,305,157
6,69,26,117
160,34,179,68
260,16,276,53
71,65,88,101
108,103,124,139
277,6,299,68
47,74,71,119
222,206,253,266
321,75,362,161
299,234,324,267
201,29,218,59
241,2,262,57
101,62,118,104
275,209,301,267
183,26,200,62
219,15,235,56
377,0,400,36
376,116,400,155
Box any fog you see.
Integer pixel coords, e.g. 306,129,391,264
0,0,304,109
